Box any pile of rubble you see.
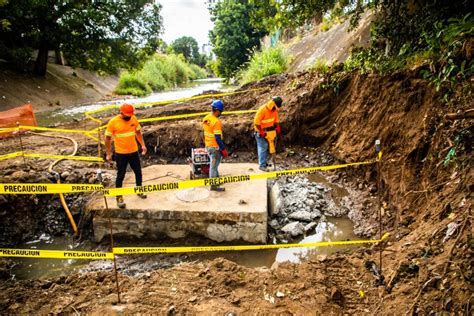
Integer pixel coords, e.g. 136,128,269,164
269,175,348,242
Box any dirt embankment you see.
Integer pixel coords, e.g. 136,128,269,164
0,63,118,112
0,68,472,314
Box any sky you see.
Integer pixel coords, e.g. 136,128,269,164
159,0,214,50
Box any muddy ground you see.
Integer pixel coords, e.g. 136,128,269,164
0,68,472,314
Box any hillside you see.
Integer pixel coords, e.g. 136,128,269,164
0,63,118,112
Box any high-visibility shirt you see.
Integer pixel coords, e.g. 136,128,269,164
105,115,141,154
254,100,280,131
203,113,223,148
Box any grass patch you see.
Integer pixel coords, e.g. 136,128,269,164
238,45,290,84
115,53,207,96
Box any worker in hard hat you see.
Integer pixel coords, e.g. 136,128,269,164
254,96,283,171
203,99,229,192
105,103,147,208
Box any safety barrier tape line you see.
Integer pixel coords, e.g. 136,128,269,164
92,109,259,130
0,152,23,161
84,87,266,116
0,248,114,259
0,125,97,135
114,233,390,254
0,151,103,162
0,183,104,194
0,127,19,133
103,156,380,197
0,154,381,195
0,233,389,259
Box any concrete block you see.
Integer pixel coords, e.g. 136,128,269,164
87,163,267,243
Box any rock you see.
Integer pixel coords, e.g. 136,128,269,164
281,222,304,237
315,184,325,191
60,171,70,179
269,219,280,229
310,209,322,219
11,170,29,180
188,296,197,303
289,211,312,222
276,291,285,298
304,222,317,232
369,185,377,194
358,183,364,190
270,261,279,271
167,305,175,315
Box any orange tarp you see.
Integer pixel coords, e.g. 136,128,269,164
0,104,38,138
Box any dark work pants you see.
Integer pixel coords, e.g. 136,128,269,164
115,151,142,188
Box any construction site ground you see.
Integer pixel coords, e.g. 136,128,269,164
0,68,472,314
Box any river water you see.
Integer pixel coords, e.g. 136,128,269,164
35,78,226,126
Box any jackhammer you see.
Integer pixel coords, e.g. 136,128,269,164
265,130,277,171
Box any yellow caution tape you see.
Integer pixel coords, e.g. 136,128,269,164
0,151,103,162
92,109,259,131
113,233,390,254
84,88,266,123
0,233,389,258
0,248,114,260
0,183,104,194
138,109,258,124
0,126,97,135
23,153,103,162
0,127,20,134
19,125,96,135
0,154,381,195
104,157,379,197
0,152,23,161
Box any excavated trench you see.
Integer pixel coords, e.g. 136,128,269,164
0,73,384,281
1,142,377,281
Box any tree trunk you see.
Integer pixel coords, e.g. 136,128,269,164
33,41,49,77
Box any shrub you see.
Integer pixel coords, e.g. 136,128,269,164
238,45,289,84
115,53,207,96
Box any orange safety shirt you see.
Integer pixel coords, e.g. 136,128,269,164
253,100,280,131
203,113,223,148
105,115,141,154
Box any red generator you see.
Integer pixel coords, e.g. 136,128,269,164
188,148,210,179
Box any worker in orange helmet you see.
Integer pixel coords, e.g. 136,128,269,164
203,99,229,192
105,103,147,208
254,96,283,171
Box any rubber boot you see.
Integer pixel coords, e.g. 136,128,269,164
116,196,126,209
210,185,225,192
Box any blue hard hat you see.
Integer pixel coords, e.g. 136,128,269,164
212,99,224,112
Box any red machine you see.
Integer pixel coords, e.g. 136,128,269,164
188,148,210,179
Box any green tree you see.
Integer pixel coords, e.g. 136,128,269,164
170,36,200,63
209,0,267,79
0,0,163,76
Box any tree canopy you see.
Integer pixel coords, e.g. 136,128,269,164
170,36,200,64
0,0,163,76
209,0,267,79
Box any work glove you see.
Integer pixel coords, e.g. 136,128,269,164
276,125,281,134
221,148,229,158
259,130,266,137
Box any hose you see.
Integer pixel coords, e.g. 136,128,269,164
28,131,79,236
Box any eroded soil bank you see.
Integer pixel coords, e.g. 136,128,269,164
0,68,472,314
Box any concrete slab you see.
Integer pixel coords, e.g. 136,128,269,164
86,163,268,243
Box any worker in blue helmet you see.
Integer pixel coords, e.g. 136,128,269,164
202,99,228,192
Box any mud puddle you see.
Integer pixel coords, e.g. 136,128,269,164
9,216,357,279
9,235,96,280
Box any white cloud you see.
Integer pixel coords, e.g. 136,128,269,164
159,0,213,47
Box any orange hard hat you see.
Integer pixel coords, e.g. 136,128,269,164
120,103,134,116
